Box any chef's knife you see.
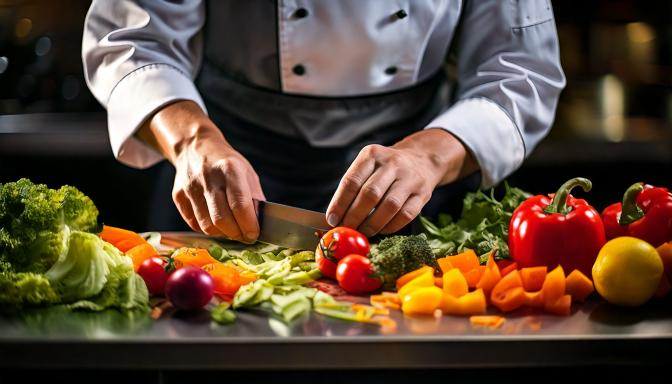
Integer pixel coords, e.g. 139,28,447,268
255,200,330,250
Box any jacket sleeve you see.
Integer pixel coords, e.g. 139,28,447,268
82,0,206,168
424,0,566,188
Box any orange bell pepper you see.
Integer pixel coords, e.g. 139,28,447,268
398,270,435,299
442,268,469,297
491,287,527,312
464,266,486,289
125,243,159,271
441,289,487,316
541,265,566,304
203,263,242,296
565,269,594,302
401,286,443,316
396,266,434,290
500,262,519,277
447,249,480,273
437,256,454,274
470,315,506,329
172,247,219,269
476,253,502,297
545,294,572,316
521,266,548,292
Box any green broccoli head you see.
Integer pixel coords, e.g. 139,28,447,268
0,178,100,273
369,234,436,290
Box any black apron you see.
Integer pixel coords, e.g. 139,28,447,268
147,60,480,232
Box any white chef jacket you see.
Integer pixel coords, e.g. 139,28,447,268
82,0,566,188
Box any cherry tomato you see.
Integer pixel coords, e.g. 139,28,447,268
137,257,170,296
316,227,370,279
335,254,382,294
165,267,214,310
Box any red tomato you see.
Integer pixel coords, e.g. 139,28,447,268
137,257,170,296
335,254,382,294
316,227,370,279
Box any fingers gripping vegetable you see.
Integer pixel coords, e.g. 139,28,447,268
602,183,672,247
316,227,370,278
165,267,214,310
509,177,606,277
335,255,382,294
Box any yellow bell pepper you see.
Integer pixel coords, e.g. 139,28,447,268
401,286,443,316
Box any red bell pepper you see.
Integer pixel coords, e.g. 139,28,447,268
509,177,606,277
602,183,672,247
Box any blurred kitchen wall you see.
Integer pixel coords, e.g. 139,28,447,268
0,0,671,229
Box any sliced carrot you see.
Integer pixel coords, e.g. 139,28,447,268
565,269,594,302
441,289,487,316
396,266,434,290
545,294,572,316
437,257,454,274
125,243,159,271
520,266,548,292
655,274,671,298
172,247,219,269
100,225,147,252
447,249,480,273
401,286,443,316
500,262,519,277
442,268,469,297
491,287,527,312
541,265,566,305
470,315,506,329
397,270,435,299
476,254,502,297
464,265,486,289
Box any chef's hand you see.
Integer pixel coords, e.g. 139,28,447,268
326,129,478,236
138,100,265,242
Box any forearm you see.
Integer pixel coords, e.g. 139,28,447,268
392,128,479,187
137,100,227,165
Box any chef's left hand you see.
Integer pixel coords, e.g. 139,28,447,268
326,129,478,236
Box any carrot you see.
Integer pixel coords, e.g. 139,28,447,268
520,266,548,292
545,294,572,316
500,262,519,277
442,268,469,297
565,269,594,302
470,315,506,329
396,266,434,290
100,225,147,252
491,286,527,312
476,254,502,297
125,243,159,271
441,289,487,316
541,265,566,305
172,247,219,269
447,249,480,273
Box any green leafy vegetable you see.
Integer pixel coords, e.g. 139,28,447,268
0,179,148,312
420,182,530,261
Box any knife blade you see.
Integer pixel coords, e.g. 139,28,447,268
255,200,330,250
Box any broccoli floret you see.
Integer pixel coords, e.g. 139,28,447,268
0,178,99,273
369,234,436,290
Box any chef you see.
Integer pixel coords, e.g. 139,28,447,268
82,1,565,242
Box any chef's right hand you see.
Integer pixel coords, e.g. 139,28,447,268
139,100,265,242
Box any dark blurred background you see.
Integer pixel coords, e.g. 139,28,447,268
0,0,671,231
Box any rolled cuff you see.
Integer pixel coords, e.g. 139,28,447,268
106,63,207,169
424,97,525,189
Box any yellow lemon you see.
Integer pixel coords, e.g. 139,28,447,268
592,236,663,306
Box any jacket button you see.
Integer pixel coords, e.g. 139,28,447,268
293,64,306,76
395,10,408,19
385,66,398,75
294,8,309,19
